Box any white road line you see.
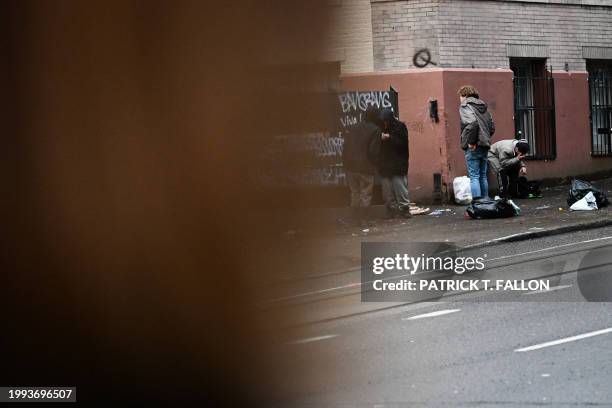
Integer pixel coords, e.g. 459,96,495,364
402,309,461,320
488,236,612,262
514,327,612,352
484,233,528,243
287,334,338,345
523,284,573,295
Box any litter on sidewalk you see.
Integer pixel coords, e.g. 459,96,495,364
429,208,451,216
507,199,521,215
568,179,609,208
569,191,598,211
410,206,430,215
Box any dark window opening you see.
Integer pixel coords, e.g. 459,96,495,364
588,60,612,157
510,58,556,160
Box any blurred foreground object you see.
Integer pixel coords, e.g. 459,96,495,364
1,0,338,404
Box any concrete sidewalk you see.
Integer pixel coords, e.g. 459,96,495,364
253,178,612,285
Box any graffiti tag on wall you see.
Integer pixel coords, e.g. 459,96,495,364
256,132,346,187
257,90,399,188
338,91,395,129
413,48,437,68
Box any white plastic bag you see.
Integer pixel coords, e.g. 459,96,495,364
569,191,598,211
453,176,472,205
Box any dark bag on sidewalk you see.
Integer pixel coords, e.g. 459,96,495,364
466,199,516,219
517,176,542,199
567,179,609,208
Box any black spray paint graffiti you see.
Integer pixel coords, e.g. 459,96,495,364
413,48,437,68
408,121,424,134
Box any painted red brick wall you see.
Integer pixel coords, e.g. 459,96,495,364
441,69,515,194
341,69,612,203
340,69,447,203
527,72,612,179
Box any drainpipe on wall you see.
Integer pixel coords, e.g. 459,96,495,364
432,173,443,204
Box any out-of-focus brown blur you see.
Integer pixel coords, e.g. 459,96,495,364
1,1,336,404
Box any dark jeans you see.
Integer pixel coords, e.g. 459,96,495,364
497,165,521,199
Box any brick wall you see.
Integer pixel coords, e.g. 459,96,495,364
371,0,612,70
371,0,441,71
325,0,375,73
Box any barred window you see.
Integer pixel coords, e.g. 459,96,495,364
510,58,556,160
588,60,612,157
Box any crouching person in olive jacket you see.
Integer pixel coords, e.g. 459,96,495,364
488,139,530,199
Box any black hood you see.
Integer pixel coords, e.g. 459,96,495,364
381,107,398,130
365,105,381,125
381,108,396,123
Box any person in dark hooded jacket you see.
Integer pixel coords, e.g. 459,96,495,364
342,106,380,225
458,85,495,200
373,108,411,218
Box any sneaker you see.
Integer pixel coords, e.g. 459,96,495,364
410,206,430,215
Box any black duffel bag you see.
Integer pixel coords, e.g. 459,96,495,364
567,179,609,208
466,199,516,219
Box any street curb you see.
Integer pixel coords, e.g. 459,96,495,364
465,218,612,250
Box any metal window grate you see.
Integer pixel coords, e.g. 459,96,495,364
513,75,556,160
589,75,612,157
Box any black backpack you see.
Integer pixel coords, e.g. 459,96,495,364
517,177,542,199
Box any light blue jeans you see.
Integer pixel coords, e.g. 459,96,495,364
465,147,489,199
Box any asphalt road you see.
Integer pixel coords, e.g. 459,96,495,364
261,226,612,407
